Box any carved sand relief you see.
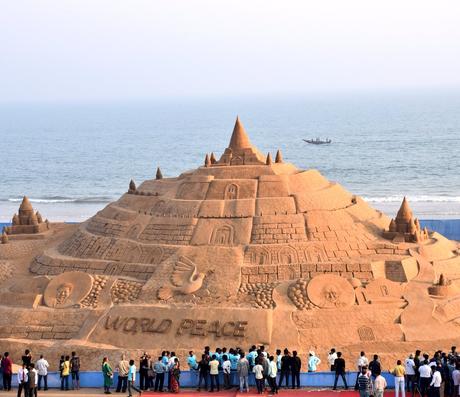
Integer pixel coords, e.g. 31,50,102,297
1,117,460,367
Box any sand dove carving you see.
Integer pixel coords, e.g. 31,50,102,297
157,256,206,301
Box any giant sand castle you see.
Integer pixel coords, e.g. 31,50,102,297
1,117,460,369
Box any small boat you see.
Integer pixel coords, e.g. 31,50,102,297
303,138,332,145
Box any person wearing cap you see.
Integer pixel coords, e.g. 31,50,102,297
405,353,416,393
308,351,321,372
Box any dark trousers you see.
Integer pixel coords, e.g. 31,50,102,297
155,373,165,391
61,374,69,390
198,372,208,390
269,377,278,393
28,386,37,397
116,375,128,392
278,370,290,387
406,374,415,393
431,386,441,397
256,378,264,394
292,371,300,388
38,374,48,390
3,373,12,391
17,381,29,397
333,372,348,389
140,370,148,390
420,377,431,397
224,372,231,389
128,380,141,396
210,374,220,391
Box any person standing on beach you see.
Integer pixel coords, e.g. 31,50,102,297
17,363,29,397
22,350,33,369
404,353,416,393
70,351,81,390
1,352,13,391
115,354,129,393
61,355,71,391
430,365,442,397
153,356,167,392
127,359,142,397
268,355,278,394
278,349,291,389
102,357,113,395
139,352,149,391
237,351,250,393
291,351,301,389
369,355,381,379
222,354,231,389
28,363,38,397
36,354,49,391
209,354,220,392
197,354,209,391
374,372,387,397
308,351,321,372
391,360,406,397
355,352,369,390
332,352,348,390
357,367,372,397
328,348,337,371
253,358,264,394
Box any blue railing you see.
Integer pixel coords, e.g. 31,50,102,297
7,370,397,389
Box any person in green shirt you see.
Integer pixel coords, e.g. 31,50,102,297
102,357,113,395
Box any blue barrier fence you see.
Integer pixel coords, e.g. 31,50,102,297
8,370,398,389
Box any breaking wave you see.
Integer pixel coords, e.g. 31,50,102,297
2,196,113,204
363,195,460,203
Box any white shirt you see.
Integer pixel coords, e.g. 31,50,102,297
253,364,264,380
374,375,387,391
430,371,442,387
223,360,231,374
36,358,49,376
452,369,460,386
269,361,277,378
17,368,28,383
419,364,432,378
405,358,415,375
328,353,337,366
357,356,369,369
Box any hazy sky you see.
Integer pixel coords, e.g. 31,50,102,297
2,0,460,103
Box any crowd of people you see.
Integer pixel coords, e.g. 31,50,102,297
2,345,460,396
0,349,80,396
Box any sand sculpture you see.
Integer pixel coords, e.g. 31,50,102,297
1,117,460,369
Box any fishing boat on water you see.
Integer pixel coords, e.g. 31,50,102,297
303,137,332,145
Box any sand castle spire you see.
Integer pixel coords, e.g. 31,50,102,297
217,116,265,165
128,179,136,193
228,116,252,150
396,196,413,222
210,152,217,164
19,196,33,212
204,154,211,167
266,152,272,165
275,149,283,163
156,167,163,180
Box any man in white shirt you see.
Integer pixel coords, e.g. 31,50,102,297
36,354,49,391
268,355,278,394
222,355,231,390
418,360,432,397
430,367,442,397
355,351,369,390
17,363,29,397
328,349,338,371
404,354,416,393
374,373,387,397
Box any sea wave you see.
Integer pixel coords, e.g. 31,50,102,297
363,195,460,203
2,196,113,204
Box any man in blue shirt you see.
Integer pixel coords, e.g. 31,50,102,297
153,356,167,392
128,359,142,397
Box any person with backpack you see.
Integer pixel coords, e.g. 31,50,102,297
70,351,81,390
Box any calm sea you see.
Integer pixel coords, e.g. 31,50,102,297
1,91,460,222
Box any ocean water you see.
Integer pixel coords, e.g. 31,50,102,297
1,91,460,222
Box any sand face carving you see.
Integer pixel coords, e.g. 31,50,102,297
1,117,460,369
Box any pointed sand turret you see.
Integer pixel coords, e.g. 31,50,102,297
218,116,265,165
156,167,163,180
